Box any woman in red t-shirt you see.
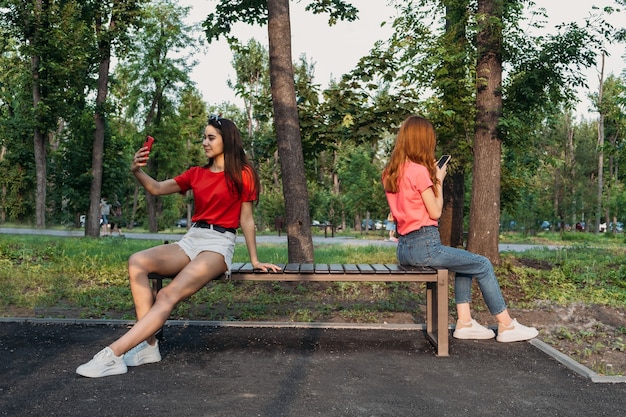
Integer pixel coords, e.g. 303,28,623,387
383,116,537,344
77,116,279,378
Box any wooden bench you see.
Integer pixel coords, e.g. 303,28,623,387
310,223,335,238
148,263,449,356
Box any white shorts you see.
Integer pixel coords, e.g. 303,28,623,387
174,227,236,275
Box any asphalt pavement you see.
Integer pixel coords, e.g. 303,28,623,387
1,320,625,417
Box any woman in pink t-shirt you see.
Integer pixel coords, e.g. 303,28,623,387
77,116,279,378
383,116,537,344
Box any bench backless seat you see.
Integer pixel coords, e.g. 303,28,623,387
149,262,449,356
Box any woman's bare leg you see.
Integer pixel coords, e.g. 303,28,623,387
113,250,227,355
127,244,190,320
457,302,513,326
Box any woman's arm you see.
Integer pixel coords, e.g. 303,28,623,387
421,163,447,220
131,147,181,195
239,201,279,272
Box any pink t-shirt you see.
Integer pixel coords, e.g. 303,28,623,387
174,166,257,229
384,161,438,235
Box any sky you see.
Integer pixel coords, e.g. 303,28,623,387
180,0,625,119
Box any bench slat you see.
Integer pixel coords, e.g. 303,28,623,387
329,264,344,274
239,263,255,273
231,262,245,273
356,264,374,273
315,264,329,273
371,264,390,274
342,264,360,274
284,263,301,273
299,263,315,274
398,265,437,274
385,264,406,274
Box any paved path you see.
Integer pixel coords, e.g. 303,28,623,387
0,227,560,251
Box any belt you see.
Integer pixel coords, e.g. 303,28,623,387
399,225,437,237
192,221,236,234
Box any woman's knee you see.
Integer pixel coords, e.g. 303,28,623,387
154,287,182,311
474,254,494,273
128,251,152,283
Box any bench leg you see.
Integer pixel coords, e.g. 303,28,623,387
150,276,164,341
425,270,449,356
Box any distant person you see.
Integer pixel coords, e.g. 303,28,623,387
77,116,280,378
110,200,124,237
386,212,397,242
382,115,538,343
99,197,111,236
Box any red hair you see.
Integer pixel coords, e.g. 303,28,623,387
382,116,439,195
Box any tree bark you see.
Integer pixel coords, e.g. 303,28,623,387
87,12,116,237
31,0,46,228
467,0,503,264
441,171,465,248
267,0,314,263
596,53,605,234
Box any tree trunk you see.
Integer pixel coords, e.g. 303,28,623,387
31,0,46,228
467,0,503,264
87,15,116,237
440,171,465,248
143,88,164,233
267,0,314,263
596,53,605,234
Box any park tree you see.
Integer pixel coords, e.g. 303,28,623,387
466,0,504,262
85,0,146,237
112,0,199,232
591,73,626,228
0,33,31,223
0,0,94,228
204,0,359,263
228,38,273,161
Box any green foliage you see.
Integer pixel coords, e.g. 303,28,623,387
336,143,388,221
203,0,358,43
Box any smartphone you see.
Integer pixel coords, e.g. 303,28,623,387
143,135,154,152
437,154,451,168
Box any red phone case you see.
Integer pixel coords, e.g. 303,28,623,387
144,136,154,151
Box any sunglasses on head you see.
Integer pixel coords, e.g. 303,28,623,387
208,114,222,127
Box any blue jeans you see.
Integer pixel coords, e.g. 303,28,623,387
397,226,507,315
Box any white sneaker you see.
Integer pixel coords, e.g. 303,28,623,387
124,340,161,367
496,319,539,343
453,319,496,340
76,347,127,378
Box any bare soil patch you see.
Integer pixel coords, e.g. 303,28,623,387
502,303,626,377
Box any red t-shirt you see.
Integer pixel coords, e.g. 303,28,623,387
384,161,438,235
174,166,257,229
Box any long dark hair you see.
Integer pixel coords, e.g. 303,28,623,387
206,116,260,201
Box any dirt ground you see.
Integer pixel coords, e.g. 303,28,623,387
475,304,626,376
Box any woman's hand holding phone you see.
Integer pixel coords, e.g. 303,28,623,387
437,154,451,168
143,135,154,152
435,154,450,184
132,136,155,173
